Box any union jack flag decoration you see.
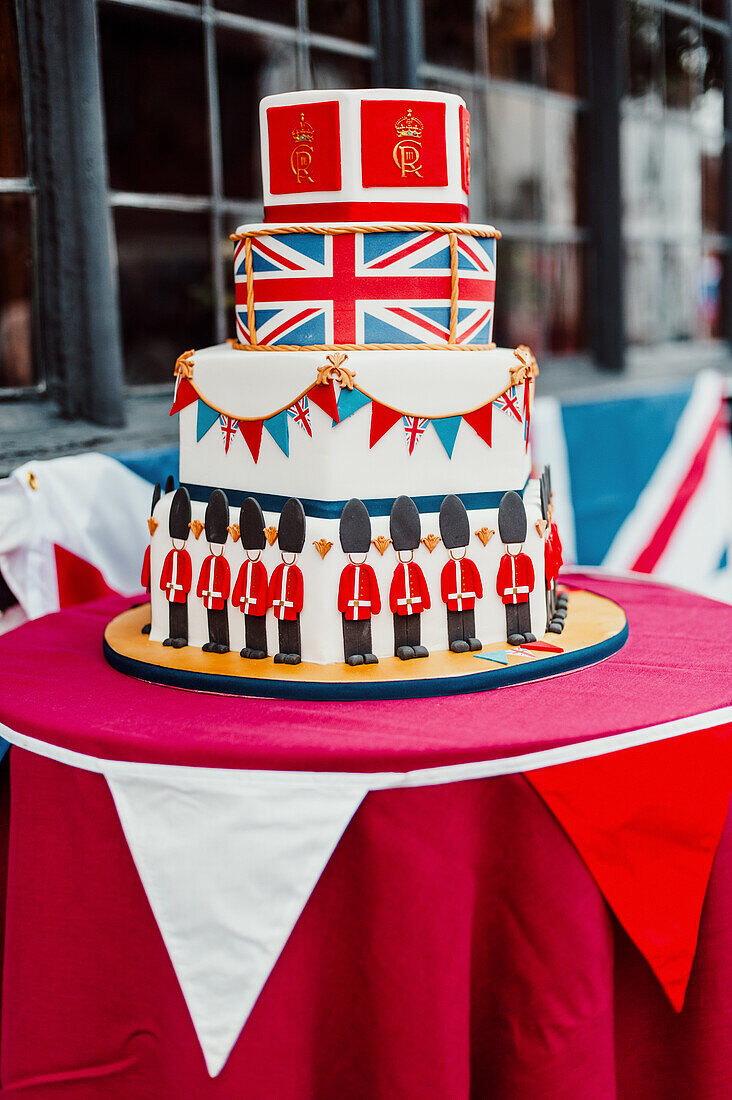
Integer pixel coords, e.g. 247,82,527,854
402,415,430,454
234,230,496,347
219,416,239,454
493,385,523,424
287,397,312,436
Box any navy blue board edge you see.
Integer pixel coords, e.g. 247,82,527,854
181,479,530,520
103,619,628,702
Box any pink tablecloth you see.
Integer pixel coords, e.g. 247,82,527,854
0,572,731,1098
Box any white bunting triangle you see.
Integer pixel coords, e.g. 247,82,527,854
105,767,369,1077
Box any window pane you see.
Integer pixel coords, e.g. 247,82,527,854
539,242,586,354
493,240,543,351
215,0,297,24
541,102,580,227
423,0,475,69
308,0,369,42
0,195,35,388
218,29,297,200
487,0,582,94
485,90,542,222
0,0,26,178
100,6,209,195
621,114,665,239
625,241,662,345
309,49,371,89
664,13,704,112
624,0,663,104
115,209,214,385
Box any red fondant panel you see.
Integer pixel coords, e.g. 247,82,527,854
267,101,342,196
459,105,470,193
361,100,448,189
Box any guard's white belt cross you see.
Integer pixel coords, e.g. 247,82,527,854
397,595,420,612
503,585,529,596
202,588,222,601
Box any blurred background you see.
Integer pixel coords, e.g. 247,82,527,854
0,0,730,625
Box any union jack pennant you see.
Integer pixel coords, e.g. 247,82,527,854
219,415,239,454
234,230,496,347
402,415,430,454
492,385,523,424
287,397,312,436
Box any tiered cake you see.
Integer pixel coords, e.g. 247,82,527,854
122,89,579,696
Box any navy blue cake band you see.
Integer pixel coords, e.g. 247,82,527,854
180,478,531,519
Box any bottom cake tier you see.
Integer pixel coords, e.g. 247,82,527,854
146,480,551,667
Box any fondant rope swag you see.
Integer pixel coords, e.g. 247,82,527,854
231,341,497,353
231,222,498,348
230,223,501,241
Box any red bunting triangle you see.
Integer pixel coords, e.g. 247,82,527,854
169,377,198,416
307,380,340,424
463,402,493,447
526,724,732,1010
238,419,264,463
369,401,402,449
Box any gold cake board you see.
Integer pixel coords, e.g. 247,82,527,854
103,590,628,701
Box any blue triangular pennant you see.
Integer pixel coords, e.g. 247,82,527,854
196,400,221,442
263,409,290,456
475,650,509,665
432,416,462,458
336,387,371,423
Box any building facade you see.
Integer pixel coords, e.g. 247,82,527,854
1,0,730,438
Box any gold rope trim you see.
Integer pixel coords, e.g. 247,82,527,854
231,340,497,353
244,237,257,347
448,231,458,344
230,223,501,241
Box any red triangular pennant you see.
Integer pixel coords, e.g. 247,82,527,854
238,419,264,463
369,401,402,449
307,381,340,424
526,725,732,1010
463,402,493,447
169,377,198,416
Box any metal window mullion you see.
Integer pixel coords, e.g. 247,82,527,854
418,61,590,112
202,0,227,345
296,0,310,90
631,0,732,38
0,178,35,193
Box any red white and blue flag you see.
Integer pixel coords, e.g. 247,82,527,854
234,230,495,347
287,397,312,436
493,385,523,424
402,415,430,454
219,416,239,454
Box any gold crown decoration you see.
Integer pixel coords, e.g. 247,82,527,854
188,520,205,540
147,517,159,537
263,525,278,547
292,113,315,144
475,527,495,547
395,108,423,140
227,524,241,543
371,535,393,557
313,538,333,560
421,533,441,554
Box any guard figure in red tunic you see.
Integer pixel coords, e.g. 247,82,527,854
389,495,430,660
160,486,193,648
268,497,305,665
140,482,161,634
197,489,232,654
496,490,536,646
542,466,566,634
338,498,381,666
439,494,483,652
232,496,269,660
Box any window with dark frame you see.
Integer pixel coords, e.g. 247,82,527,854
98,0,377,388
1,0,731,411
0,0,37,394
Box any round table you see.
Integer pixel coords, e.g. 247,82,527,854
0,571,731,1099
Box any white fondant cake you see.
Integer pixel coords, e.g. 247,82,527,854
140,88,565,681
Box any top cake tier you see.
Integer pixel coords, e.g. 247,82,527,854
260,89,471,223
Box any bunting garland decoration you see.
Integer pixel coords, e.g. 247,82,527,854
403,416,430,454
287,398,313,436
176,378,528,460
219,416,239,454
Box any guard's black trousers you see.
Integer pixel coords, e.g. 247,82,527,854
342,615,373,660
277,617,301,657
168,602,188,642
393,611,421,654
505,600,532,639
